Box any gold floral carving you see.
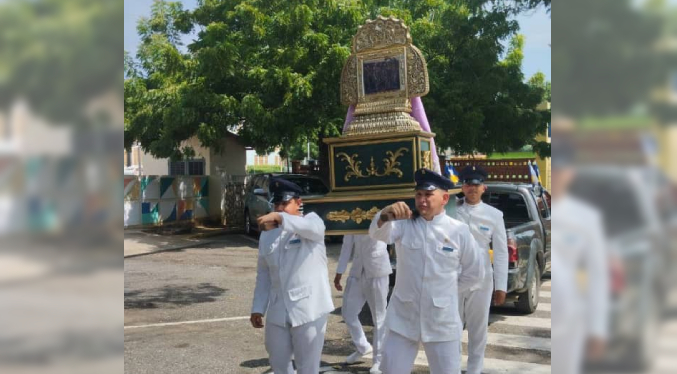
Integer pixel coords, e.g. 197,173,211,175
335,152,367,180
421,151,432,169
336,147,409,181
340,55,358,105
406,45,429,97
344,112,421,136
326,207,380,224
353,16,411,53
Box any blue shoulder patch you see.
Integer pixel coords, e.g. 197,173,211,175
442,246,455,252
479,225,490,231
289,238,301,245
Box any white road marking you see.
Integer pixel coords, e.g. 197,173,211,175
464,356,551,374
539,290,551,298
462,331,551,352
490,315,551,329
412,351,550,373
537,302,551,312
124,316,250,329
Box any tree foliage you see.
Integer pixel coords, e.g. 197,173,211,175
526,72,551,158
554,0,664,117
0,0,123,126
125,0,550,159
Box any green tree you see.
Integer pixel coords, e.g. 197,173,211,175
382,5,548,156
0,0,123,126
554,0,663,117
124,0,210,159
125,0,357,158
279,136,319,161
126,0,549,159
527,72,551,158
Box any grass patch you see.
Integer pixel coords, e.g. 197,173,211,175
579,115,653,129
247,165,284,174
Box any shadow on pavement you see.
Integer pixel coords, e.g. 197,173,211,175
240,357,269,369
124,283,227,309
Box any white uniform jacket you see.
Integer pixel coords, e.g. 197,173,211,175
251,212,335,328
336,234,392,279
552,196,609,340
456,201,508,292
369,210,484,342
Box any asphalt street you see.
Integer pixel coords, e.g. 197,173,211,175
124,233,552,374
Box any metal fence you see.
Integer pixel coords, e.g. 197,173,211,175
219,173,250,229
446,158,537,184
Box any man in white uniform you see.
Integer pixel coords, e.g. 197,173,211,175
369,168,484,374
334,234,392,373
455,165,508,374
250,178,335,374
551,135,608,374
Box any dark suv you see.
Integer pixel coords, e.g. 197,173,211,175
243,173,329,235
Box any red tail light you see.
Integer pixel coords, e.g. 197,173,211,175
507,236,518,268
610,256,625,296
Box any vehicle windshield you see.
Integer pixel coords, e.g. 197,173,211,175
483,192,531,228
570,173,644,237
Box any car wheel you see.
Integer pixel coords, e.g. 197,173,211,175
516,259,541,314
244,209,253,236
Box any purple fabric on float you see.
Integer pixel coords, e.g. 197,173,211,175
410,97,440,173
342,97,441,173
342,105,355,133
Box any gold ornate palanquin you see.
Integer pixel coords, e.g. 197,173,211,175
340,16,429,136
303,16,456,235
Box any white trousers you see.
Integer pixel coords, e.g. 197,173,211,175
381,330,461,374
458,274,494,374
552,320,585,374
264,315,328,374
342,275,389,364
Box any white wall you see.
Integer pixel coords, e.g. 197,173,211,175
246,148,283,166
138,149,168,175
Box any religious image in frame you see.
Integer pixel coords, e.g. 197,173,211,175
362,57,402,95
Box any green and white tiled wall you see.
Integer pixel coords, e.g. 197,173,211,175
124,176,209,227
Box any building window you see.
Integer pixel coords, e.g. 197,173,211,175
169,161,186,175
188,160,205,175
169,159,205,176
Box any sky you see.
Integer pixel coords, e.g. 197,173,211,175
124,0,551,81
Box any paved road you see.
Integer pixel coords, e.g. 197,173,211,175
124,234,551,373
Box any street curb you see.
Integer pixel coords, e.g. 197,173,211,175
124,240,216,259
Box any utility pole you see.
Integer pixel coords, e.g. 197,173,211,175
307,137,310,162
